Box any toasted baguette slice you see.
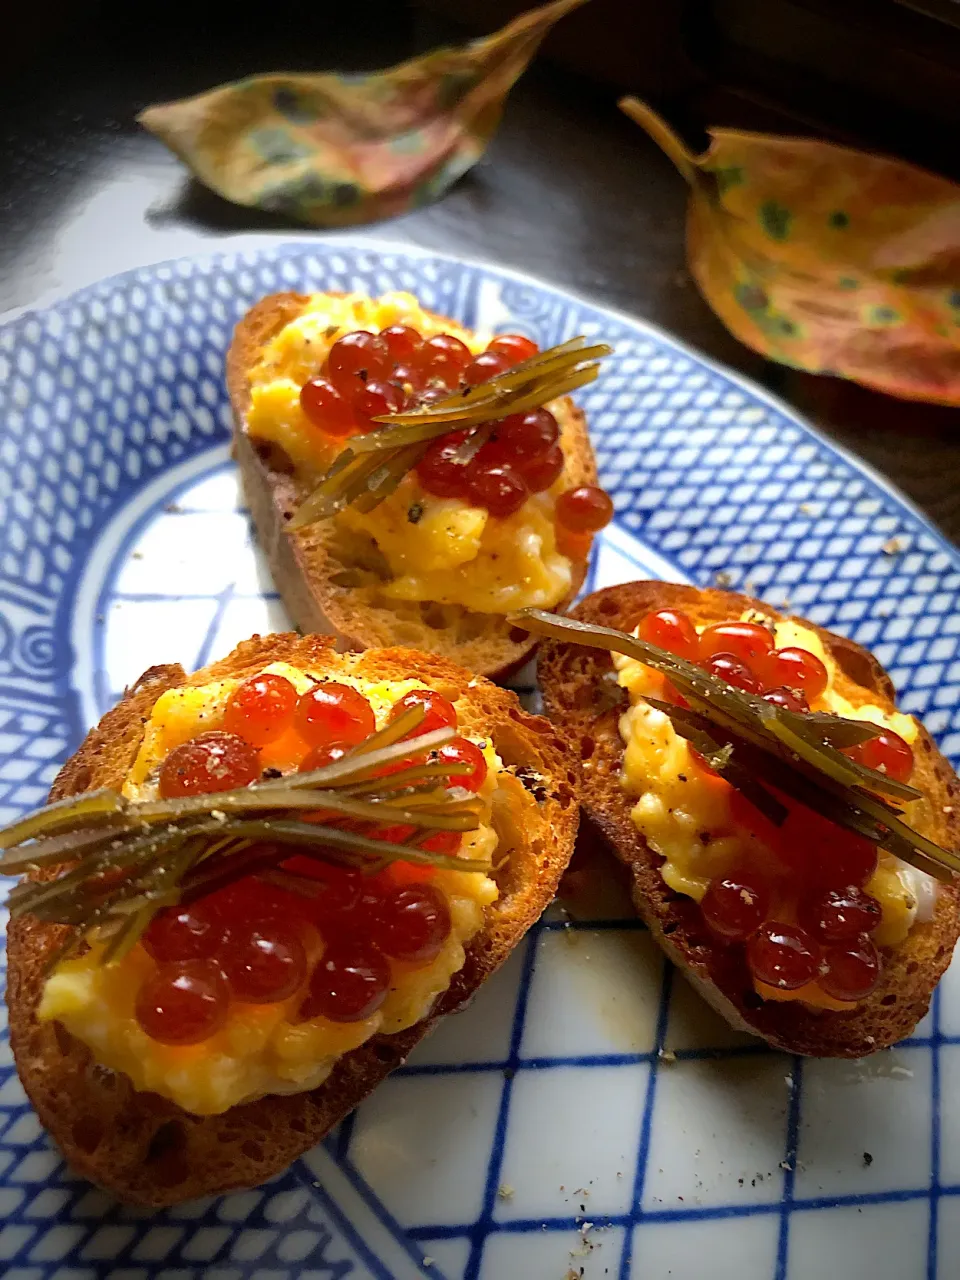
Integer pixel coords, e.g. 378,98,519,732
537,580,960,1057
227,293,597,679
6,633,579,1205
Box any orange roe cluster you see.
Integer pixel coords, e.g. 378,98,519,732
134,676,488,1045
298,326,613,546
638,608,916,1003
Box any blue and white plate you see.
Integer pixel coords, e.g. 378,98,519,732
1,241,958,1280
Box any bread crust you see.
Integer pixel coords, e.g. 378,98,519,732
6,633,580,1204
227,293,597,679
537,580,960,1056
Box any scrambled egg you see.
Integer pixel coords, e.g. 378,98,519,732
39,662,501,1115
614,615,935,1008
340,483,573,613
244,291,573,614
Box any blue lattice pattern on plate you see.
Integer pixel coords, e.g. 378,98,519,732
0,242,959,1279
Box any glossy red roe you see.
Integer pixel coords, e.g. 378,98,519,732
437,738,488,791
389,688,458,737
487,333,539,363
300,377,357,437
762,686,810,713
417,431,470,499
555,485,615,533
779,806,879,890
376,884,452,965
207,870,311,925
420,334,472,386
762,647,829,701
463,351,512,385
700,874,770,941
746,922,820,990
843,728,914,783
352,378,405,426
282,858,363,919
326,331,389,394
135,959,230,1044
302,943,391,1022
699,621,775,666
219,920,308,1003
637,608,699,662
703,652,761,694
158,731,260,799
818,938,881,1001
800,886,882,943
223,672,298,746
380,324,423,363
513,442,564,493
295,683,376,748
494,408,559,462
389,362,425,400
299,742,352,772
142,902,226,963
817,832,877,898
466,460,528,517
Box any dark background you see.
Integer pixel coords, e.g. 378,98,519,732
3,0,959,539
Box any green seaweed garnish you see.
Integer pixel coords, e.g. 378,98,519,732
511,607,958,880
1,705,488,969
288,335,612,529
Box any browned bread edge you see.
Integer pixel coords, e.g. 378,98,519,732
7,633,580,1204
226,292,597,680
537,580,960,1057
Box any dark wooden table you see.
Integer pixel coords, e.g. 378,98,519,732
3,3,958,541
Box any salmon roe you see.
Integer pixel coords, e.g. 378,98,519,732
134,678,486,1043
637,606,915,1005
296,324,613,535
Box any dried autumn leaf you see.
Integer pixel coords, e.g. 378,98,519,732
620,96,960,406
139,0,587,227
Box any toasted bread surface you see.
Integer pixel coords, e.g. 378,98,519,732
227,293,597,678
537,580,960,1056
7,633,579,1204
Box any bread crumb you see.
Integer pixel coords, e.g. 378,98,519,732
658,1048,677,1064
714,571,733,587
498,1183,515,1200
882,536,904,555
423,1258,433,1267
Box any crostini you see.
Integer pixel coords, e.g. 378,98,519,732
228,291,614,678
4,633,579,1204
527,581,960,1057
